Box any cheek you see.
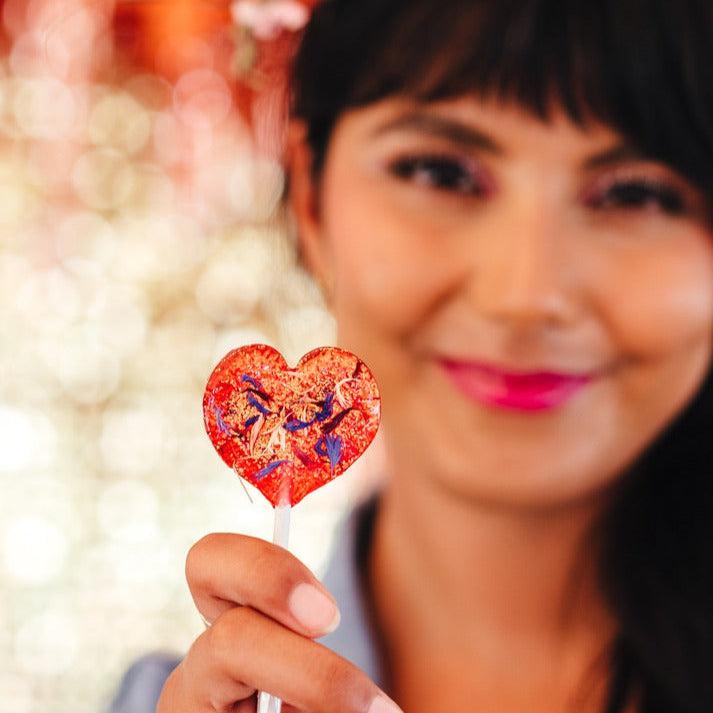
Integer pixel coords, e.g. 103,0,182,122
322,173,462,339
598,232,713,359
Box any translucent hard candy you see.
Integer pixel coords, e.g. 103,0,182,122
203,344,381,506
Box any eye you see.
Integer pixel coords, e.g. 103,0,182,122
387,154,489,197
586,177,687,216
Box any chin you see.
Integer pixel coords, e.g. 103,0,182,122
439,466,617,514
389,426,623,514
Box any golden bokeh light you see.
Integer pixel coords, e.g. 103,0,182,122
0,4,367,713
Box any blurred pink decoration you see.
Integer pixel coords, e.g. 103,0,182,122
230,0,310,40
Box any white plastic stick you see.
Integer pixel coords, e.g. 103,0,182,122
256,496,291,713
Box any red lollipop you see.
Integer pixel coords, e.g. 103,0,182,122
203,343,381,713
203,344,381,507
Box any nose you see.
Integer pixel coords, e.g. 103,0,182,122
466,192,578,329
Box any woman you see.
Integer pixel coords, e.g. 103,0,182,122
111,1,713,712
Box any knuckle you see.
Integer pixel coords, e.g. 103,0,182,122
206,606,255,663
239,532,290,564
242,536,276,573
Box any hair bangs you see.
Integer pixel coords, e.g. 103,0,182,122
348,1,600,124
293,0,713,196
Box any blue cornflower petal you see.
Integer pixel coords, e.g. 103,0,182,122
314,435,328,457
254,459,288,481
314,434,343,472
214,406,231,435
325,434,343,471
321,407,353,434
247,393,271,415
284,418,313,432
314,392,335,422
241,374,264,389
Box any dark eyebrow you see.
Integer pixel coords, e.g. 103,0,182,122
370,111,503,153
583,144,648,170
371,114,652,170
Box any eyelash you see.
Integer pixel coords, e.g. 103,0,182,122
386,154,489,197
584,177,687,216
387,154,689,217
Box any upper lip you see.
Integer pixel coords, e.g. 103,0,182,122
437,356,600,379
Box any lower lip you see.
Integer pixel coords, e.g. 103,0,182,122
438,359,595,412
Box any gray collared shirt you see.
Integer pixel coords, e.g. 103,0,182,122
106,497,382,713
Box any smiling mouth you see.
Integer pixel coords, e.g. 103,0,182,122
437,358,597,412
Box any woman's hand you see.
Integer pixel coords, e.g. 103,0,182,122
156,533,402,713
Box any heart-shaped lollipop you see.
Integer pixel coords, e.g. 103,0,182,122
203,344,381,506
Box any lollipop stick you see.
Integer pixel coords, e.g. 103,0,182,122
272,497,291,549
257,491,291,713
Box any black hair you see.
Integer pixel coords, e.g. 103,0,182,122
291,0,713,200
290,2,713,712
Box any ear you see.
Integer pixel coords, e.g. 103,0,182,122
285,120,334,299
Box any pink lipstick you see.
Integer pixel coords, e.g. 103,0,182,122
438,358,595,412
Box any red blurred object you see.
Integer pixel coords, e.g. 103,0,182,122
203,344,381,507
112,0,318,144
113,0,233,79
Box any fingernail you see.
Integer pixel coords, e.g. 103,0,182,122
367,694,403,713
288,583,341,634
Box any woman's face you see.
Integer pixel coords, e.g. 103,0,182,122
289,96,713,510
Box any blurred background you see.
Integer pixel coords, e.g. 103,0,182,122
0,1,382,711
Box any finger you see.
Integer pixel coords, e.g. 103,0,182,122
186,533,341,638
156,662,265,713
231,698,257,713
193,606,402,713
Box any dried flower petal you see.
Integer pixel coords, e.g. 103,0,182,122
322,407,353,434
314,392,335,422
249,413,265,454
241,373,264,390
254,459,288,481
315,433,343,473
334,377,356,409
203,344,381,507
284,417,312,432
214,406,231,435
247,392,272,415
